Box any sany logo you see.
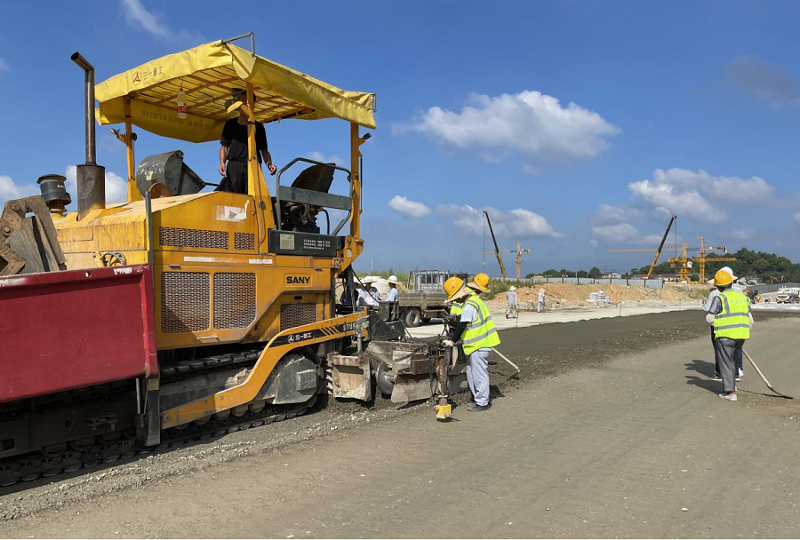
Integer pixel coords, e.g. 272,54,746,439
286,275,311,285
131,66,163,86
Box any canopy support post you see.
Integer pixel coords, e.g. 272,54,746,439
124,98,141,202
246,83,258,198
350,123,362,240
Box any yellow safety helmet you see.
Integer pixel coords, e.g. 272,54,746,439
714,269,733,287
444,276,466,301
468,272,490,293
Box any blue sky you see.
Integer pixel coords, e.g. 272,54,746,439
1,1,799,275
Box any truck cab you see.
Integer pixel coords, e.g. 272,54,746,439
400,269,468,327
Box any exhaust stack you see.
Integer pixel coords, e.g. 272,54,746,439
71,52,105,219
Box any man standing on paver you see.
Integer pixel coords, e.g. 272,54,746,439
704,266,745,381
385,275,400,320
443,276,500,412
537,289,546,313
706,269,754,402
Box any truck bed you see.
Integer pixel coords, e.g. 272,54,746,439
0,265,157,403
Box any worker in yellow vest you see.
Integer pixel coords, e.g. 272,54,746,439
447,273,488,316
443,276,500,412
467,273,490,294
705,269,754,402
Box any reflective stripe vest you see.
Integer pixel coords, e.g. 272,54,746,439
714,289,751,340
450,302,464,316
461,293,501,355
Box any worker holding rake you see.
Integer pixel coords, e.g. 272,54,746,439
443,276,500,412
706,269,754,402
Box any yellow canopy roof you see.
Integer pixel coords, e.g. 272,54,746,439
95,41,376,143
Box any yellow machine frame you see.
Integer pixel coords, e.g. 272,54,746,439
53,39,376,427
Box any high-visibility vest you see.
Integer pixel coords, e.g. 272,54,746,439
461,294,501,355
714,289,751,340
450,302,464,316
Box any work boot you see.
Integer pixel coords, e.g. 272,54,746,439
468,402,491,412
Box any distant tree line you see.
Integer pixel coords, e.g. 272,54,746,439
625,248,800,282
527,267,603,279
525,248,800,283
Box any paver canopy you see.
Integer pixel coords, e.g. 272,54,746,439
95,40,376,143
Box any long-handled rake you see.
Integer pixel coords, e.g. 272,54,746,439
492,347,521,378
742,349,794,400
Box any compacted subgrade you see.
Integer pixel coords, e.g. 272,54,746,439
0,310,794,523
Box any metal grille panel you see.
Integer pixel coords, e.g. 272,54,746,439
159,227,228,249
234,232,255,251
161,272,210,333
280,303,316,331
213,273,256,329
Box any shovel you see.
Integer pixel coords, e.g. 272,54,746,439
742,349,794,399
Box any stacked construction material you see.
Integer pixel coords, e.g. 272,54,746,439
588,291,611,305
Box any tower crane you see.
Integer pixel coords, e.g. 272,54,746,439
477,240,531,280
667,236,735,283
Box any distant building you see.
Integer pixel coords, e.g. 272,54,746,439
602,272,622,279
634,274,678,282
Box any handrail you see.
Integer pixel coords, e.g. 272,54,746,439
274,157,352,234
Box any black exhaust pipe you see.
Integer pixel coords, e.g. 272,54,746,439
71,52,105,219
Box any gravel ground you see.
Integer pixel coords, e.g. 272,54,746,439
0,310,795,532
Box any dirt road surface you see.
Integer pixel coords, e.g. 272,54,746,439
2,312,799,538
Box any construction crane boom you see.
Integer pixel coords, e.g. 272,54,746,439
483,211,507,279
647,215,677,278
476,240,530,279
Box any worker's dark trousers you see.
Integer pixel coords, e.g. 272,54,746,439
711,328,721,374
716,337,745,393
712,329,743,375
222,160,248,194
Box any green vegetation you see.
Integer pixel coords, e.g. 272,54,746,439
684,288,711,300
528,269,592,278
485,279,528,300
626,248,800,282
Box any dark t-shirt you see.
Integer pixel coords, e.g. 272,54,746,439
220,118,268,162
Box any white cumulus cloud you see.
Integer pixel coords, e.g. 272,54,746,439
625,168,777,224
437,204,562,238
393,90,619,173
306,151,346,167
651,168,774,204
729,229,754,241
628,179,725,224
65,165,127,205
120,0,201,42
592,204,645,226
388,195,431,218
591,222,641,244
0,175,37,206
0,175,23,202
